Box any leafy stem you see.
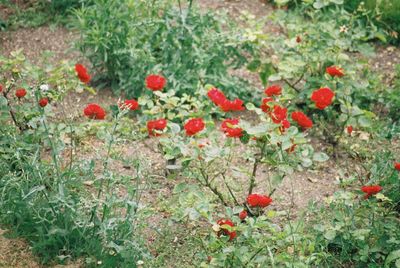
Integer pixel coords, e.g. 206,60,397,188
248,140,267,195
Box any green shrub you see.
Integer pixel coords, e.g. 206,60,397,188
74,0,255,99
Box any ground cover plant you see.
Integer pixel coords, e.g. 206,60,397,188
0,0,399,267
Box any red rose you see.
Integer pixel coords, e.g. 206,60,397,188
311,87,335,110
0,84,3,93
264,85,282,97
361,185,382,199
221,118,243,138
83,103,106,120
261,97,273,113
15,88,27,99
291,111,313,129
145,74,166,91
184,118,205,136
216,219,236,241
220,98,245,112
239,210,247,220
247,194,272,208
257,195,273,207
280,119,291,133
75,64,91,84
326,66,344,77
38,98,49,107
394,162,400,171
208,88,226,106
270,105,287,124
123,99,139,111
347,125,353,135
147,119,167,136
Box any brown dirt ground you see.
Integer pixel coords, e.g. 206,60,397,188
0,0,399,266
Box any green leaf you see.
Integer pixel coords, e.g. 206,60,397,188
385,250,400,266
324,230,336,240
313,152,329,162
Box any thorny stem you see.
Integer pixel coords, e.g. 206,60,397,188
2,88,23,132
221,173,239,206
199,164,228,206
270,64,304,93
244,247,265,267
248,140,267,195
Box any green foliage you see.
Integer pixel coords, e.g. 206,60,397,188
74,0,255,99
0,53,150,266
311,191,400,267
0,0,85,29
344,0,400,44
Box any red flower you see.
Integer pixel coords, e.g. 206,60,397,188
311,87,335,110
0,84,3,93
207,88,226,106
291,111,313,129
394,162,400,171
38,98,48,107
216,219,236,241
264,85,282,97
184,118,205,136
280,119,291,133
123,99,139,111
247,194,273,208
75,64,91,84
220,98,245,112
221,118,243,138
296,36,302,43
145,74,166,91
361,185,382,199
239,210,247,220
326,66,344,77
347,126,353,135
15,88,27,99
147,119,167,136
83,103,106,120
270,105,287,124
261,97,273,113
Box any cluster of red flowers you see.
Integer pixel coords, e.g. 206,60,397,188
39,98,49,107
184,118,205,136
264,85,282,97
247,193,273,208
216,219,236,241
146,74,166,91
221,118,243,138
395,162,400,171
311,87,335,110
15,88,27,99
326,66,345,77
83,103,106,120
147,119,167,136
75,64,91,84
361,185,382,199
207,88,244,112
291,111,313,129
347,125,353,135
123,99,139,111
